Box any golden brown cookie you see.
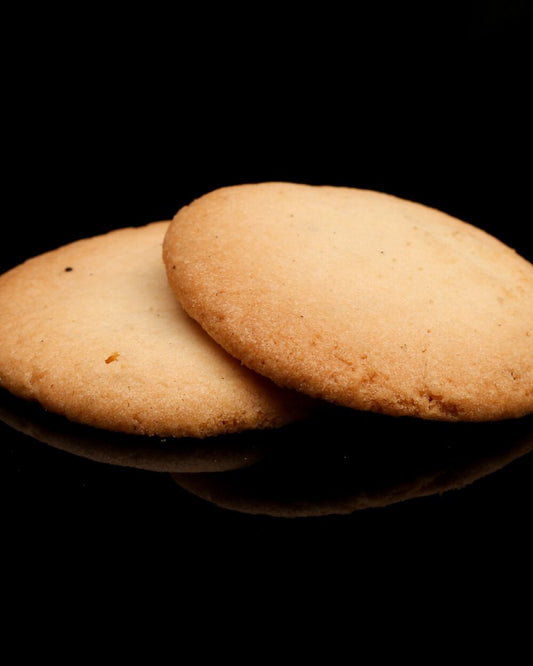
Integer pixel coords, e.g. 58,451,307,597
163,182,533,421
0,221,311,437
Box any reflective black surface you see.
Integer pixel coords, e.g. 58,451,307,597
2,386,533,545
3,6,532,590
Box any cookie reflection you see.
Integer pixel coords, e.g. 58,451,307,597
173,405,533,517
0,388,272,473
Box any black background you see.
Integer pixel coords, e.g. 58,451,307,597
2,3,532,614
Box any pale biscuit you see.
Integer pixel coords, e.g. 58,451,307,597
163,182,533,421
0,221,311,437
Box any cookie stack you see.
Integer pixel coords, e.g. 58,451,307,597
1,182,532,439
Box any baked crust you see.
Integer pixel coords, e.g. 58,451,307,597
163,182,533,421
0,221,311,436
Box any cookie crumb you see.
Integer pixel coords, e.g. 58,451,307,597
105,352,120,364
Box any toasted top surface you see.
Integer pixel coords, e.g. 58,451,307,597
163,182,533,421
0,221,310,437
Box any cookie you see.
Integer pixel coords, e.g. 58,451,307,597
163,182,533,421
0,221,311,437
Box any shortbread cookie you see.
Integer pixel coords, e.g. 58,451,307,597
0,221,311,437
163,182,533,421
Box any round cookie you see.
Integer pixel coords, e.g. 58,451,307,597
163,182,533,422
0,221,311,437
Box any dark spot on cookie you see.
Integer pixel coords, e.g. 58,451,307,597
64,267,73,272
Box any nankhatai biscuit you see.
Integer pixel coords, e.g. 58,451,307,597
163,182,533,421
0,221,311,437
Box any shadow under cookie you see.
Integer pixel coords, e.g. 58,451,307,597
172,406,533,517
0,387,274,473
